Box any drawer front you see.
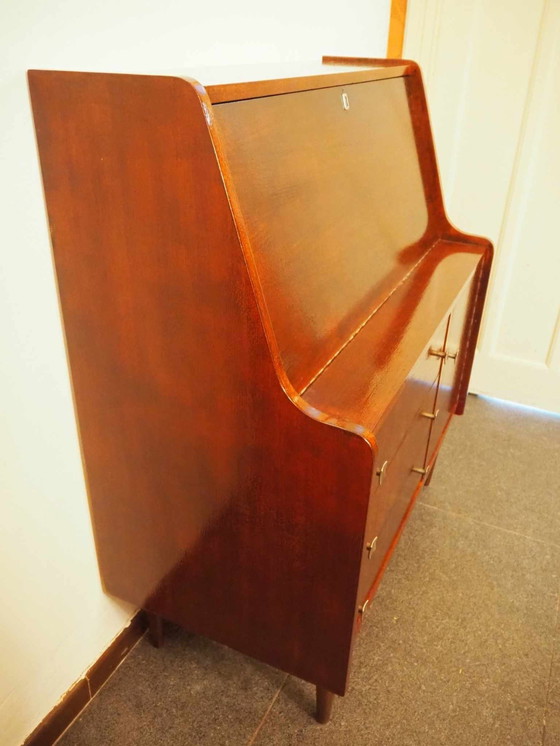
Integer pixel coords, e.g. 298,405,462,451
356,284,475,617
427,277,475,464
358,313,451,611
373,314,448,469
358,410,432,608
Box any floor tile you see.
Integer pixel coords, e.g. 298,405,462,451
253,504,559,746
57,396,560,745
57,626,285,746
544,710,560,746
543,603,560,745
421,396,560,546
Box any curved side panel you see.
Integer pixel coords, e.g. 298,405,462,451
319,57,494,411
28,70,373,695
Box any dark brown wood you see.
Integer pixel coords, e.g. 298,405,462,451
302,243,483,433
357,412,432,605
215,77,432,391
425,277,474,462
322,55,415,70
206,64,410,104
454,248,493,415
316,687,335,724
28,57,492,721
146,612,164,648
24,613,146,744
28,67,373,699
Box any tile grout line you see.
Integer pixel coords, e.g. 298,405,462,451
542,585,560,746
418,499,560,550
246,674,289,746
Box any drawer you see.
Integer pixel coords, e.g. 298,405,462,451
357,407,432,610
427,276,475,464
373,315,448,471
357,312,452,615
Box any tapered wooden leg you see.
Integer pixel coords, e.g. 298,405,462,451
316,686,335,723
146,611,164,648
424,456,438,487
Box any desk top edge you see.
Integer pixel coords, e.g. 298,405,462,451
28,57,416,105
203,59,413,103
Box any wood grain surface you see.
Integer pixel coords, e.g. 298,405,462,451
28,58,493,711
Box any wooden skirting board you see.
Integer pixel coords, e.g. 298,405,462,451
23,613,146,746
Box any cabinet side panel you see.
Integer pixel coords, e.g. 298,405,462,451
28,71,372,694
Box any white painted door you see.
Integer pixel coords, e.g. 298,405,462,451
404,0,560,413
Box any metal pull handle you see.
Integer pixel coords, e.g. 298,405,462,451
420,409,440,420
366,536,378,559
446,349,459,361
428,346,446,359
412,466,428,475
359,599,370,615
376,459,389,485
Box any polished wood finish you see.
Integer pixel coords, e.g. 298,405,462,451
28,57,492,724
205,63,410,104
357,411,432,607
302,245,483,433
424,454,438,487
147,612,164,649
316,687,335,724
215,77,429,390
28,67,373,700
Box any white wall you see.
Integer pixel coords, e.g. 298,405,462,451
0,2,391,743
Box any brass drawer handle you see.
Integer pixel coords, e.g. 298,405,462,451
428,346,446,359
359,599,370,615
412,466,428,475
420,409,439,420
366,536,378,558
376,459,389,486
446,349,459,361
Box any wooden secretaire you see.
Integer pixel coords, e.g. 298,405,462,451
29,56,492,722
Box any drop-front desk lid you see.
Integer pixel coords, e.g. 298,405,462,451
209,61,429,393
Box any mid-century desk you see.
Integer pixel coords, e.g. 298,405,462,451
29,56,492,722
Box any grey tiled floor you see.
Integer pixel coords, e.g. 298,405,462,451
59,396,560,745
